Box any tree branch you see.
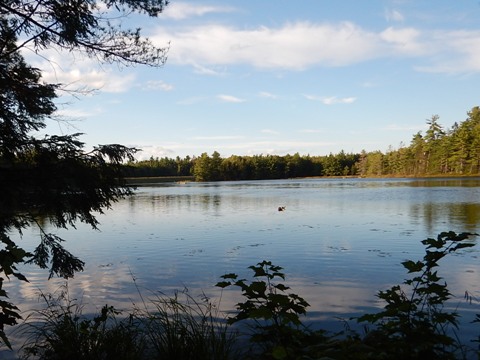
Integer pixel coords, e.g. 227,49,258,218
0,2,168,66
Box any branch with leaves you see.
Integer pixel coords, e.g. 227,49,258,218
0,0,169,66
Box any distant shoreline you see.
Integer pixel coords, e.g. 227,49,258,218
125,174,480,185
299,174,480,179
125,176,195,185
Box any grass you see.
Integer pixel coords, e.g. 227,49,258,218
16,285,238,360
133,288,238,360
18,285,144,360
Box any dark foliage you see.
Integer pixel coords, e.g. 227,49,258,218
357,231,477,359
0,0,169,348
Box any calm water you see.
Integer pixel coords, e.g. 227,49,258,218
6,177,480,350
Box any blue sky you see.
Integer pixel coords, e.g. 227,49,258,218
34,1,480,160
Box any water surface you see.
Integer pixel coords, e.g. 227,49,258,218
7,177,480,348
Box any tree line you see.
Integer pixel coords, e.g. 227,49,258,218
361,107,480,176
126,106,480,181
125,151,360,181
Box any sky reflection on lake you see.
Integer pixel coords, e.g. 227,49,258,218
6,177,480,352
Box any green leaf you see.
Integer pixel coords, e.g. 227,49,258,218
249,307,273,320
421,238,445,249
271,271,286,280
282,312,301,325
424,251,444,265
12,272,29,282
269,293,290,307
249,281,267,295
215,281,231,288
274,283,290,291
220,273,238,280
271,345,288,359
250,266,267,278
0,331,12,350
451,242,475,251
401,260,424,273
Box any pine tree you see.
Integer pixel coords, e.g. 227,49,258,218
0,0,168,348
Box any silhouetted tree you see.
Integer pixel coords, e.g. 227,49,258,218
0,0,168,347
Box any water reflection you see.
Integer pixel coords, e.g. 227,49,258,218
411,202,480,233
5,178,480,354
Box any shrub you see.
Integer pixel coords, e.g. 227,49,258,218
216,260,324,359
357,231,477,360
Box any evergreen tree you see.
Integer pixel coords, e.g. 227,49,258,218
322,153,342,176
465,107,480,173
0,0,168,347
424,115,445,174
409,132,426,175
356,150,369,176
193,152,213,181
365,151,384,176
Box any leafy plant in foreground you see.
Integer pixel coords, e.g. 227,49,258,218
216,260,316,359
358,231,477,360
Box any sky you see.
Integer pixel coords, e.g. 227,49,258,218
32,1,480,160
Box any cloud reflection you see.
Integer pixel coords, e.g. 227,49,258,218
5,178,480,349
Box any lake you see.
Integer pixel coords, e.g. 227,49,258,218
5,177,480,351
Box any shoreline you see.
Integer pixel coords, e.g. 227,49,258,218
125,173,480,185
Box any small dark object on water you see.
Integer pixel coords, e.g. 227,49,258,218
278,206,286,211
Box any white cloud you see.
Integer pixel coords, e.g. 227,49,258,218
153,22,381,70
304,95,356,105
144,80,174,91
361,81,378,88
162,2,236,20
55,107,101,119
44,67,135,93
414,30,480,73
151,20,480,74
217,94,246,103
298,129,323,134
222,140,337,154
193,135,244,140
192,63,226,76
261,129,280,135
132,139,341,159
258,91,277,99
324,97,356,105
27,50,136,93
380,27,425,55
133,145,175,160
385,9,405,22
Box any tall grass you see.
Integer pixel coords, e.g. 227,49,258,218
134,289,238,360
16,285,238,360
18,285,143,360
